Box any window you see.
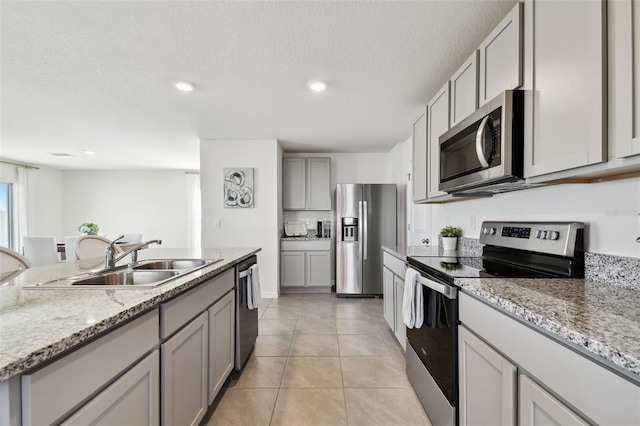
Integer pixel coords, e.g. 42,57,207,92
0,183,13,249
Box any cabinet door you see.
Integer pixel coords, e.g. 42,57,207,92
280,251,305,287
479,3,523,107
412,112,428,202
523,0,606,178
459,325,516,426
208,290,235,405
450,51,479,127
283,158,306,210
519,374,589,426
161,312,208,426
306,158,331,210
393,276,406,350
427,82,450,199
305,251,331,287
382,267,395,330
608,0,640,159
63,351,159,426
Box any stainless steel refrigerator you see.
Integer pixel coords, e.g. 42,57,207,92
336,184,397,296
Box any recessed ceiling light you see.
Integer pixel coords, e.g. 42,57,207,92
174,81,194,92
308,80,327,92
83,150,95,155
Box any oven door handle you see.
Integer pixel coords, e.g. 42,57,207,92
418,275,457,299
475,115,491,169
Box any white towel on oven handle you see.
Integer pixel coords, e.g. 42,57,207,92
403,268,422,328
247,264,261,309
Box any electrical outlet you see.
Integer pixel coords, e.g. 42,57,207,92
445,217,450,226
215,218,221,228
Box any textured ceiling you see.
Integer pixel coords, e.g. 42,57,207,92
1,0,517,170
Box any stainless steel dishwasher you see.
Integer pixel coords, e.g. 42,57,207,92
235,255,258,371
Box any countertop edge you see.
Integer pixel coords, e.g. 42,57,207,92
382,246,407,261
457,282,640,384
0,248,261,382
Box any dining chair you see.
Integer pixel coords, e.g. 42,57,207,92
22,236,59,267
0,246,32,272
64,236,81,262
75,236,123,260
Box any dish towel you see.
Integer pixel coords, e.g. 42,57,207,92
247,264,261,310
403,268,422,328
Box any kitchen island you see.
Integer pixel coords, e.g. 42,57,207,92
0,247,260,425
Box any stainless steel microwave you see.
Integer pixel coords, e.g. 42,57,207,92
439,90,524,194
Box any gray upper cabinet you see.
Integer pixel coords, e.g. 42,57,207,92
478,3,523,107
522,0,606,178
427,82,450,199
412,112,428,202
608,0,640,160
283,157,331,210
450,51,479,127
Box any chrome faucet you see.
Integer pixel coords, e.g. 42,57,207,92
104,235,162,270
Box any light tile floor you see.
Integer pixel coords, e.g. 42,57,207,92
207,293,432,426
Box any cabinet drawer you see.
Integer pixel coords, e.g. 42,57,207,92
281,240,331,251
383,252,405,278
21,309,159,426
160,268,234,339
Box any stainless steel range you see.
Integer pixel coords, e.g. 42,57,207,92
405,221,584,426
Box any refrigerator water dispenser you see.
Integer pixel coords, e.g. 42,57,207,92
342,218,359,242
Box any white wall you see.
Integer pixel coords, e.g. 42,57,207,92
62,170,189,247
430,177,640,258
0,163,63,245
200,139,282,298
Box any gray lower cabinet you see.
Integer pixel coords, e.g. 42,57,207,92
305,251,331,286
392,275,405,350
281,240,332,291
281,251,305,287
458,325,516,426
382,252,406,350
208,290,235,405
383,267,394,329
62,350,160,426
161,311,208,426
519,374,588,426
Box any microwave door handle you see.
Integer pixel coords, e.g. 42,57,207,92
475,115,491,168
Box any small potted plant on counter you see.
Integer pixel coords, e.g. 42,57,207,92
78,222,99,236
440,226,461,251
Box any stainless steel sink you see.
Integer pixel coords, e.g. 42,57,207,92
71,270,180,287
25,258,224,289
133,259,217,270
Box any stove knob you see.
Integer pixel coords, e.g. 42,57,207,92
536,230,546,239
548,231,560,240
488,227,496,235
481,227,487,235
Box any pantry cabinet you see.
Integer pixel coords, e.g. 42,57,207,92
522,0,606,178
608,0,640,160
519,374,589,426
478,3,523,106
283,157,331,210
450,51,479,127
412,112,428,202
459,325,516,426
427,82,450,199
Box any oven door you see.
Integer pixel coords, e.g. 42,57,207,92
439,90,521,193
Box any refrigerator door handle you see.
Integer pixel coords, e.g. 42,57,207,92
358,201,363,260
363,201,368,260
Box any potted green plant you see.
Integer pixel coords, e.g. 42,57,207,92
440,226,461,251
78,222,99,236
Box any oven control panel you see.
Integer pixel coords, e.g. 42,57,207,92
479,221,584,257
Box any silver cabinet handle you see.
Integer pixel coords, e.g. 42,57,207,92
475,115,491,168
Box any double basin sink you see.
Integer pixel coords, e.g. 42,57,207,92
28,259,223,289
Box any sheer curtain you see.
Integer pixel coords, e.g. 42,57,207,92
16,167,38,250
186,172,201,248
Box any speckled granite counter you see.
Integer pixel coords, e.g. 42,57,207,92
456,277,640,383
0,247,260,382
382,245,456,260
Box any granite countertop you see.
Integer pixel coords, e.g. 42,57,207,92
456,277,640,383
382,245,458,261
0,247,260,382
